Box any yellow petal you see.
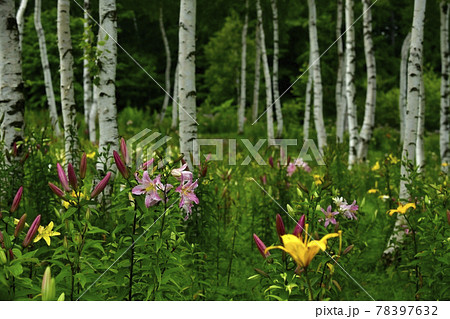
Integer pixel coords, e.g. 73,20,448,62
43,235,51,246
399,203,416,214
47,222,54,232
34,234,42,243
51,231,61,237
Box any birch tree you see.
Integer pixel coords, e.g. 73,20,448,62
0,0,25,154
357,0,376,161
89,84,98,143
16,0,28,53
416,76,425,171
399,32,411,143
303,51,312,141
159,6,172,124
35,0,61,137
256,0,274,141
96,0,119,172
345,0,358,166
178,0,198,167
83,0,92,131
238,0,249,134
252,22,261,123
308,0,327,153
271,0,283,137
171,63,179,130
385,0,426,256
57,0,78,164
440,1,450,171
336,0,346,143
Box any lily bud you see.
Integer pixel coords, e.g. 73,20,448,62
23,215,41,248
14,213,27,237
268,156,274,168
10,186,23,213
120,138,130,165
67,163,78,190
253,234,270,259
113,150,129,179
57,163,70,192
343,244,354,255
48,182,65,198
90,172,112,198
293,215,306,237
276,214,285,238
80,153,87,179
0,250,7,265
8,249,14,261
63,236,69,250
42,267,56,301
12,142,18,157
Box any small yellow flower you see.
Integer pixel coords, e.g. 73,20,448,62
265,224,340,268
371,161,380,171
387,203,416,216
368,189,378,194
86,151,96,159
442,162,448,167
34,221,61,246
388,154,399,164
62,191,87,209
313,175,322,185
378,195,390,201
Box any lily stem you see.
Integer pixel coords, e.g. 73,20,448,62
304,267,314,301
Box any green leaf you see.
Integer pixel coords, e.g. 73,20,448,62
8,263,23,277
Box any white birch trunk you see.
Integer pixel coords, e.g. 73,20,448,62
336,0,345,143
385,0,426,256
357,0,377,161
271,0,283,137
0,0,25,154
304,51,312,141
89,84,98,143
440,2,450,171
416,76,425,171
238,0,249,134
178,0,198,168
96,0,119,172
159,6,171,124
171,63,179,130
83,0,92,131
16,0,28,53
399,32,411,143
308,0,327,154
345,0,358,166
256,0,274,141
252,21,261,123
35,0,62,137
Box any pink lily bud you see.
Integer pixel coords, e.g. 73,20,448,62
268,156,274,168
253,234,270,259
80,153,87,179
260,175,267,185
120,138,130,166
57,163,70,192
91,172,112,198
113,151,129,179
12,142,18,157
142,158,155,170
48,182,65,198
293,214,306,237
10,186,23,212
14,213,27,237
23,215,41,248
9,249,14,261
67,163,78,190
276,214,285,238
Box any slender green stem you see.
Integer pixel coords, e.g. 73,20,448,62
304,267,314,301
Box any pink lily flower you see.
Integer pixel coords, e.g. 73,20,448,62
171,163,193,182
321,205,339,227
175,175,199,218
287,162,297,177
341,200,358,220
132,171,164,208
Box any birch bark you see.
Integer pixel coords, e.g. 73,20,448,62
336,0,345,143
159,6,172,124
271,0,283,137
303,52,312,142
171,63,179,130
238,0,249,134
440,2,450,171
252,22,261,123
399,32,411,143
16,0,28,53
416,76,425,171
83,0,92,131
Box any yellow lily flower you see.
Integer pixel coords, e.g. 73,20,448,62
387,203,416,216
86,151,96,159
368,189,378,194
34,221,61,246
313,175,322,185
388,154,399,164
265,225,340,268
62,191,87,209
371,161,380,171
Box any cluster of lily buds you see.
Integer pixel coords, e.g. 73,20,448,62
23,215,41,248
10,186,23,213
41,267,56,301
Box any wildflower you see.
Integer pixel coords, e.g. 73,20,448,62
57,163,70,192
113,150,129,179
171,163,193,182
48,182,65,198
10,186,23,213
265,225,339,268
62,191,87,209
253,234,270,259
90,172,112,198
340,200,358,220
132,171,164,208
276,214,285,238
387,202,416,216
287,162,296,177
23,215,41,248
368,189,378,194
293,214,306,237
67,163,77,190
80,152,87,179
175,175,199,218
294,158,311,173
371,161,380,171
388,154,399,164
378,195,390,201
313,175,322,185
34,221,61,246
321,206,339,227
332,196,347,207
86,151,96,159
